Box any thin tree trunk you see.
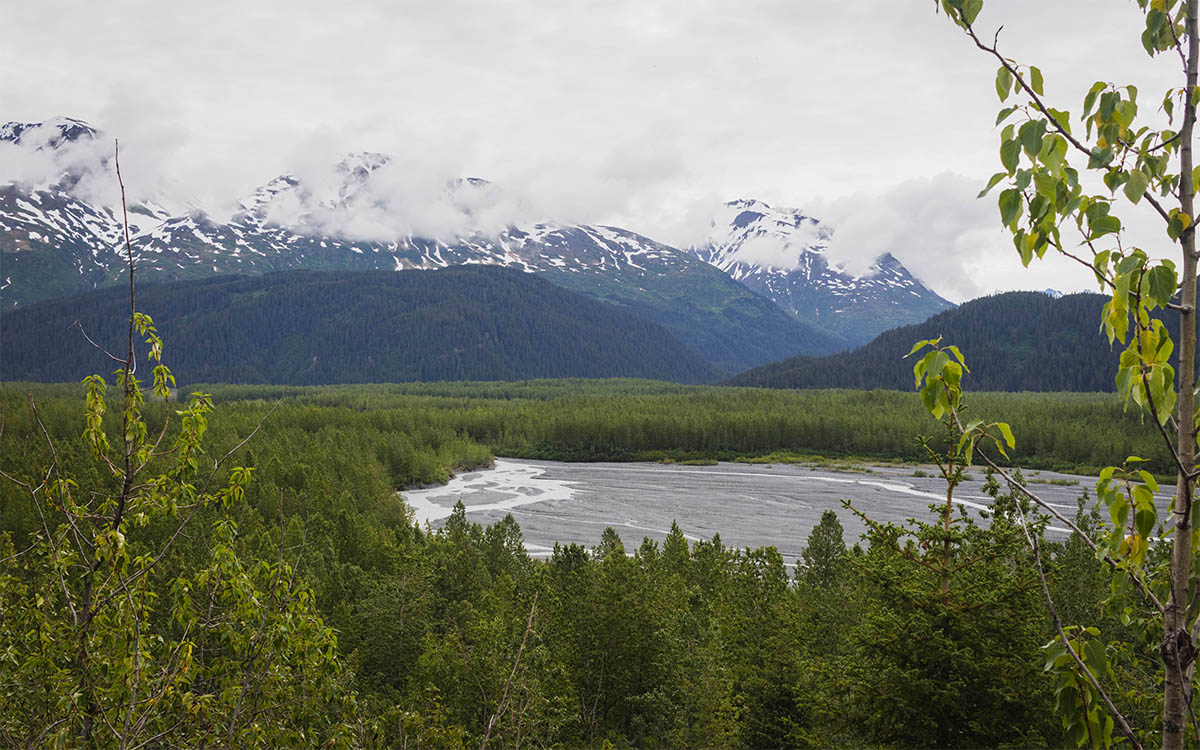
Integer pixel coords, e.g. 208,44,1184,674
941,432,954,597
1165,3,1199,747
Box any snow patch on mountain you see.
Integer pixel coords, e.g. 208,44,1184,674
692,198,954,345
703,199,830,273
0,117,97,149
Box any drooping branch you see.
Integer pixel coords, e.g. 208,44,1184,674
957,419,1166,616
1011,489,1143,750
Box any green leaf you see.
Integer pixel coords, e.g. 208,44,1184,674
1123,168,1150,204
1001,138,1022,173
1091,214,1122,238
920,380,941,417
996,422,1016,449
1088,146,1114,169
1084,641,1108,684
1100,91,1118,120
999,188,1023,227
1098,465,1116,487
1133,483,1155,510
905,339,936,358
1030,66,1044,96
942,360,962,387
1033,169,1058,198
917,350,940,388
995,105,1018,125
1040,136,1068,174
1136,470,1160,493
930,351,950,379
1169,210,1192,240
1016,230,1034,266
1048,108,1072,135
1135,507,1156,539
993,435,1009,458
962,0,983,25
996,66,1014,101
946,345,969,370
1147,264,1177,308
1083,82,1106,118
979,171,1008,198
1019,120,1047,156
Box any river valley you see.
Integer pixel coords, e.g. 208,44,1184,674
402,458,1097,566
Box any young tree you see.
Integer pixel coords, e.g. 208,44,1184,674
0,145,356,747
800,509,847,591
929,2,1198,745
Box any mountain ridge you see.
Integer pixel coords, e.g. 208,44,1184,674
725,290,1200,392
691,198,954,346
2,117,955,373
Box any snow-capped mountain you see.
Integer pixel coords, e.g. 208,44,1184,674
0,116,97,149
1,118,848,375
692,199,953,346
0,118,176,302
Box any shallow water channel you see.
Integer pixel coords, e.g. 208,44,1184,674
401,458,1097,565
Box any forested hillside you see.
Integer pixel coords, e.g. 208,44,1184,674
0,267,723,384
728,291,1199,391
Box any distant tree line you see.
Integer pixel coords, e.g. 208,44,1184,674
197,381,1175,476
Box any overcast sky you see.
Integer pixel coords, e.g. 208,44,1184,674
2,0,1187,301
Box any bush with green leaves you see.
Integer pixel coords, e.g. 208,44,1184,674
0,313,358,746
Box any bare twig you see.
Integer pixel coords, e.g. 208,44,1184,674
966,432,1166,616
482,592,539,750
72,320,125,365
196,400,281,498
113,139,138,535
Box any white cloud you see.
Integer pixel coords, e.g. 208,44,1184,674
0,0,1189,299
733,235,794,270
810,172,1152,303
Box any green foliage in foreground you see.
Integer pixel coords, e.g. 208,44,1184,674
0,380,1163,747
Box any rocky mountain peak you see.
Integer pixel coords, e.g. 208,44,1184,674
690,198,953,346
0,117,97,149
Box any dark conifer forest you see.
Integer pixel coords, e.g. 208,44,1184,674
0,267,722,385
728,291,1200,391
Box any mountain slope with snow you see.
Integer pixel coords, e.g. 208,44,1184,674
0,119,847,375
692,199,953,346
